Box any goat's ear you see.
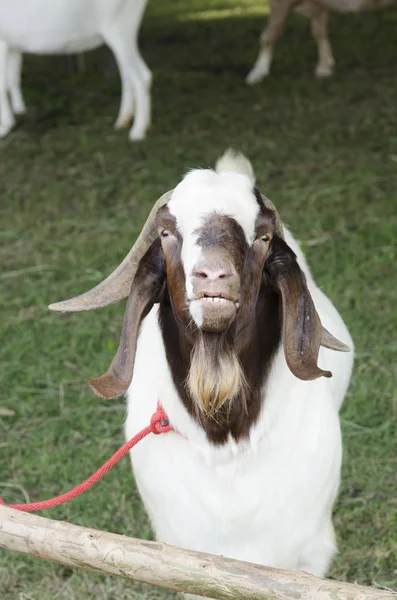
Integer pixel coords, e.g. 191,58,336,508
89,239,166,399
265,236,350,381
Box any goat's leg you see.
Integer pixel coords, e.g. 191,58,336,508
246,0,297,85
136,49,152,89
0,40,15,138
311,7,335,77
114,47,152,130
103,0,150,140
106,39,150,140
114,60,136,129
6,50,26,114
298,519,337,577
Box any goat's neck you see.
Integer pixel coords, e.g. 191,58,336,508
158,286,282,445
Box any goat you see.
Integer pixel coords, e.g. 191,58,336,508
0,0,150,140
50,150,354,585
246,0,397,85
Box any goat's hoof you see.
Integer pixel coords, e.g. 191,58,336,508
13,101,27,115
0,121,15,138
128,128,148,141
246,69,268,85
14,105,27,115
315,64,334,78
114,112,135,130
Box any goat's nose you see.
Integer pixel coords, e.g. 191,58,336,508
193,264,233,281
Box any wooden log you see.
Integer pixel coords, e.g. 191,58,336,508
0,506,395,600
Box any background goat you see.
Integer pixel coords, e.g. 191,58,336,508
247,0,397,84
0,0,150,140
50,151,354,584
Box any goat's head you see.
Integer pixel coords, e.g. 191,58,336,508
49,152,349,403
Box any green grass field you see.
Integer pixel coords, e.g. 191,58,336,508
1,1,396,598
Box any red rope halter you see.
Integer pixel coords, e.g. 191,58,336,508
0,403,172,513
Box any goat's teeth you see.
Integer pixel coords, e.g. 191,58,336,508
198,296,236,304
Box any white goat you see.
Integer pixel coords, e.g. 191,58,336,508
50,151,354,585
0,0,150,140
247,0,397,84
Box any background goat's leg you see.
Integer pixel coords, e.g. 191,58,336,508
114,59,136,130
103,0,150,140
6,50,26,114
246,0,298,85
105,38,150,141
0,40,15,138
311,7,335,77
136,49,152,90
114,49,151,130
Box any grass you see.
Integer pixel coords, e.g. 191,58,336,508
0,0,396,597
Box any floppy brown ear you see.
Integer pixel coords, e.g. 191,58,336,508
89,239,166,399
266,236,350,381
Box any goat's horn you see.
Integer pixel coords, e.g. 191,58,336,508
261,194,284,240
49,190,173,313
321,327,350,352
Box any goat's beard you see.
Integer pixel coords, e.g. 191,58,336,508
187,331,249,415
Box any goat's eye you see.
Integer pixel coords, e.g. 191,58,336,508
261,234,270,243
161,229,169,238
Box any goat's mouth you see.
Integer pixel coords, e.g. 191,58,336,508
189,293,239,332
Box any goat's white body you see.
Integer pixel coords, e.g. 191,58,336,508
0,0,150,140
126,225,354,577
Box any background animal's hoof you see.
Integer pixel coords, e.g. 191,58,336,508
246,67,269,85
13,103,27,115
0,122,15,138
128,128,147,141
114,112,134,130
315,65,334,78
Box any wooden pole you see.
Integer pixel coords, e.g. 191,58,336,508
0,506,395,600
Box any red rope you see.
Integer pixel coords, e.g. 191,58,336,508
0,403,172,513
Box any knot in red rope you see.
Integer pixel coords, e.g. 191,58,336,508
150,403,172,435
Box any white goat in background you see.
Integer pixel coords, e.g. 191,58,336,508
51,151,355,583
0,0,150,140
247,0,397,84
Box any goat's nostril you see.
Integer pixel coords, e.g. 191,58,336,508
193,263,234,281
